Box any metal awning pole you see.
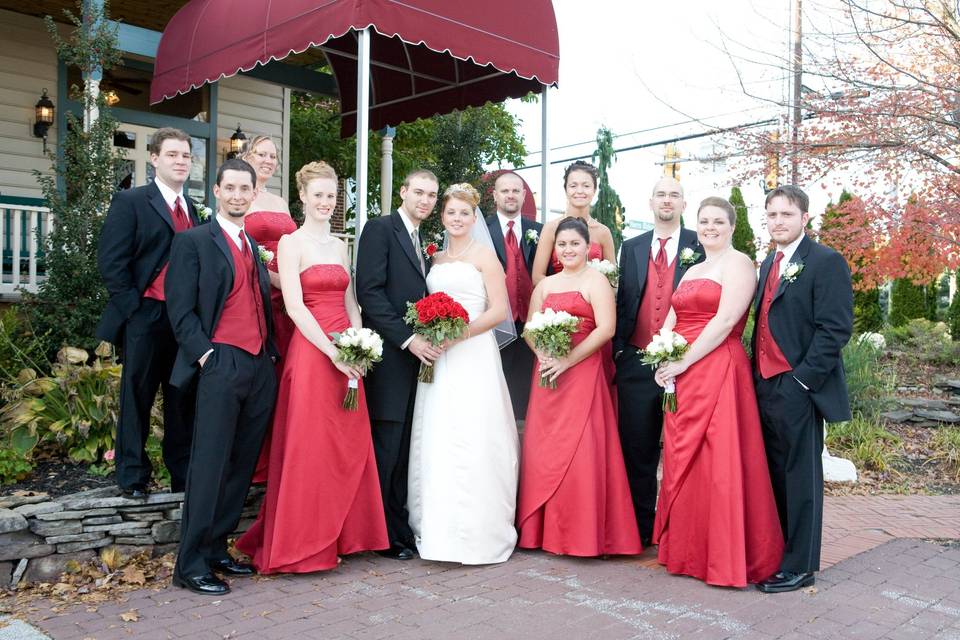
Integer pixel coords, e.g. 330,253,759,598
540,84,549,224
354,27,371,237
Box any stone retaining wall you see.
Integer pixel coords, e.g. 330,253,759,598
0,485,264,586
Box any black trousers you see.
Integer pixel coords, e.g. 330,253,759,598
614,346,663,542
117,298,195,491
500,320,534,420
371,382,417,547
756,373,824,574
175,344,276,579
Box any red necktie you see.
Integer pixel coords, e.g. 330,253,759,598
765,251,784,298
171,198,192,232
505,220,531,321
654,237,669,273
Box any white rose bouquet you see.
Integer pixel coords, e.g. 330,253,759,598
640,328,690,412
330,327,384,410
523,308,581,389
587,258,619,288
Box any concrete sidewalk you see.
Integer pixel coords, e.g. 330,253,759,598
14,495,960,640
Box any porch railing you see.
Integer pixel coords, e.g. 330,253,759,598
0,203,52,298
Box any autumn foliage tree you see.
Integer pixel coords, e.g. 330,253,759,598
724,0,960,287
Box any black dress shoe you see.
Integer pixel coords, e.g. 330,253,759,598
172,572,230,595
376,544,415,560
120,484,149,499
208,558,256,576
756,571,815,593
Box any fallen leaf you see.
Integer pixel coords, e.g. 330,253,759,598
120,566,146,586
804,586,818,595
119,610,139,622
100,547,122,572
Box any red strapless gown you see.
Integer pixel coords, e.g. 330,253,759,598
653,279,783,587
236,264,388,572
245,211,297,483
517,292,642,556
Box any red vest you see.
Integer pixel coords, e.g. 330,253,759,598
211,230,268,355
630,255,677,349
756,272,792,378
144,201,193,301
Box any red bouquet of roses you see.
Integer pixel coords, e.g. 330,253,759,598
404,291,470,383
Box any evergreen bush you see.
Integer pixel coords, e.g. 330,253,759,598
889,278,928,327
729,186,756,261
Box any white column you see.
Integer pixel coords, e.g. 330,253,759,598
354,27,371,236
540,84,549,224
380,127,395,215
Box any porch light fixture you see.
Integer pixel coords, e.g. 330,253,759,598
103,90,120,106
33,88,55,153
228,123,246,158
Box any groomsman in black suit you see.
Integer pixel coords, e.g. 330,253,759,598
486,171,541,421
96,127,200,497
356,169,442,561
613,177,702,546
753,185,853,593
165,159,278,595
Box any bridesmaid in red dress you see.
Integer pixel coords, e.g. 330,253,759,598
517,217,642,557
236,161,387,573
242,136,297,483
652,197,783,587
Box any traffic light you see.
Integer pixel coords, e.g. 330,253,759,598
663,142,680,179
763,132,779,193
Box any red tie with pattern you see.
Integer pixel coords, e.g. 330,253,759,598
654,237,669,273
765,251,784,298
505,220,530,321
171,198,192,232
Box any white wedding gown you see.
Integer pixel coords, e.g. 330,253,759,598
408,261,520,564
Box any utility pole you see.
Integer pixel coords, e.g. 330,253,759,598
790,0,802,184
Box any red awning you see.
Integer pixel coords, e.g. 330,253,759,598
151,0,559,136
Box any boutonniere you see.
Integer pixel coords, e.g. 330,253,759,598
781,261,804,283
192,200,212,222
679,247,701,267
525,229,539,244
257,246,274,265
421,242,439,260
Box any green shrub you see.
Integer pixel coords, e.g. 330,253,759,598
0,448,34,485
853,287,884,333
889,278,927,327
730,186,756,261
883,318,960,365
0,343,120,464
949,271,960,342
931,427,960,481
826,414,902,472
0,307,50,383
843,338,894,419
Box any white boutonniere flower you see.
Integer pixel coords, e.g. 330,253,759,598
525,229,539,244
257,246,274,265
193,200,212,221
781,261,804,283
679,247,701,267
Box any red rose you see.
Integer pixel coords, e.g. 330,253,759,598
425,243,438,257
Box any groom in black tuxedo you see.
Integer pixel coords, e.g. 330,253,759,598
165,159,278,595
356,169,442,560
97,127,200,496
752,185,853,593
613,177,702,546
486,171,541,421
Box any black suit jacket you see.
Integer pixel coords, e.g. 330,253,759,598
96,181,200,344
485,213,542,276
164,219,278,389
613,227,702,354
751,234,853,423
355,211,430,422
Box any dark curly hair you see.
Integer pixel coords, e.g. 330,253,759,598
563,160,598,189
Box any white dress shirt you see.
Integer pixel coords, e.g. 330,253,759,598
775,233,804,265
216,214,248,251
497,211,523,247
649,228,681,265
154,178,187,214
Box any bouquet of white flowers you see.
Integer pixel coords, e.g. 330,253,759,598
523,308,581,389
587,258,619,288
640,328,690,412
330,327,384,410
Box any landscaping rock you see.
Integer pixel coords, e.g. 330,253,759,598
164,508,182,520
151,543,178,558
28,520,82,537
0,492,49,509
44,532,107,545
82,515,122,526
22,550,95,583
34,508,118,521
59,496,147,510
0,561,12,586
915,409,960,423
83,521,149,534
881,409,915,422
899,397,950,410
0,531,55,561
110,544,154,562
56,537,113,553
106,522,151,536
151,520,180,544
0,509,28,534
10,558,27,587
12,502,62,518
121,511,163,522
113,536,155,545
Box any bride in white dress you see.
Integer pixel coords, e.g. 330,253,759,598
408,183,520,565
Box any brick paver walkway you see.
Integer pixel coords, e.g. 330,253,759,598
14,495,960,639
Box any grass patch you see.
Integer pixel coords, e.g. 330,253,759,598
826,414,902,472
931,427,960,482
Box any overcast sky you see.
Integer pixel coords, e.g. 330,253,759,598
506,0,846,241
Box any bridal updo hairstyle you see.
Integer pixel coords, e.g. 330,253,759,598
296,161,338,193
555,216,590,243
441,182,480,210
697,196,736,225
563,160,598,189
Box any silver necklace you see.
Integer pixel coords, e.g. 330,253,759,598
446,238,475,259
301,229,334,245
